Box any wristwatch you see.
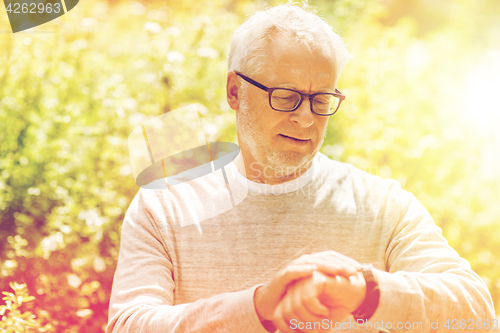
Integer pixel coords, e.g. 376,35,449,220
351,263,380,321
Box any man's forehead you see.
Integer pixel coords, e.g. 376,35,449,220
260,34,337,91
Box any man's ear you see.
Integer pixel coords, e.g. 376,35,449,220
226,71,241,111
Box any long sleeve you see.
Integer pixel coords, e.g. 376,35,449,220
367,183,496,332
106,188,269,333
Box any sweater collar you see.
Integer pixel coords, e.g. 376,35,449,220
228,154,319,195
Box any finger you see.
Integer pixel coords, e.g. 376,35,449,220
257,264,319,322
280,281,327,333
293,256,359,278
325,306,352,324
319,274,357,309
273,301,297,333
301,272,329,316
281,284,298,324
324,274,351,292
314,253,362,277
301,274,329,317
273,264,318,297
292,280,327,322
312,269,326,294
349,271,366,288
281,285,317,333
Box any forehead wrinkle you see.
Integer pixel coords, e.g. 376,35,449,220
273,73,336,94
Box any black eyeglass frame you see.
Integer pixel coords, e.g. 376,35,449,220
235,72,345,116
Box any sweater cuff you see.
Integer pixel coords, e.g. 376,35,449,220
221,284,272,333
365,268,408,325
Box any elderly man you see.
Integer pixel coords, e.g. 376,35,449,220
107,4,495,333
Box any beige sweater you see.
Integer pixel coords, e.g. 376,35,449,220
107,152,495,332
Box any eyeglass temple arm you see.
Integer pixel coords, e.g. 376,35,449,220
235,72,269,92
237,71,345,99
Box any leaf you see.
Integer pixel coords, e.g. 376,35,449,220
23,296,35,303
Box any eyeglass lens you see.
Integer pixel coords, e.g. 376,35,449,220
270,89,340,114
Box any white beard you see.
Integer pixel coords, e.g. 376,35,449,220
236,90,323,178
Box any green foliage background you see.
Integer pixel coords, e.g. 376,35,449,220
1,0,499,331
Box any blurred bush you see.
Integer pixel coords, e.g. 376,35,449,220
0,282,51,332
0,0,499,331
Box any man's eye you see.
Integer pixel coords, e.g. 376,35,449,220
316,100,327,104
315,96,333,104
273,95,294,101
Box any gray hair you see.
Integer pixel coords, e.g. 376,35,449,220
228,3,352,81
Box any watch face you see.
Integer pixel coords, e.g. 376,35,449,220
362,264,377,283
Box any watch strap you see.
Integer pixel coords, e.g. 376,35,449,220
352,263,380,321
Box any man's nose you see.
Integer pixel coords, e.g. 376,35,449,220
290,97,314,127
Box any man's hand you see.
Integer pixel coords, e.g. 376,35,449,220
317,270,366,312
271,271,334,333
254,251,362,322
272,269,366,332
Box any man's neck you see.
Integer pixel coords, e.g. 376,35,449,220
233,153,314,185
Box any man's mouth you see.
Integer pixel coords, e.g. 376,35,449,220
279,134,310,142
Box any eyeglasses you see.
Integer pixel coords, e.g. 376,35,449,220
235,72,345,116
